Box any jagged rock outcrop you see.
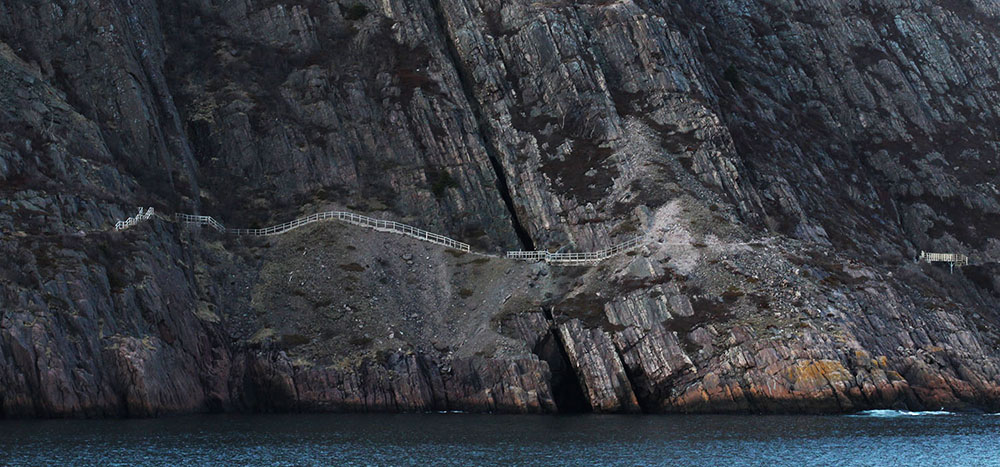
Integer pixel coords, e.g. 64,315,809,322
0,0,998,417
557,319,641,413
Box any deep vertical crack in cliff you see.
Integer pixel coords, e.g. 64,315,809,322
612,344,648,413
534,307,589,413
487,152,535,250
429,0,535,251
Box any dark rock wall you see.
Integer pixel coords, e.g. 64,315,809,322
162,0,521,250
0,0,998,416
673,0,1000,258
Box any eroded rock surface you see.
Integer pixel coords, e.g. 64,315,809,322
1,0,999,416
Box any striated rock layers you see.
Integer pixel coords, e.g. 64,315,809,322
0,0,999,416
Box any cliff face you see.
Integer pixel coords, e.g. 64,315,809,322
0,0,998,416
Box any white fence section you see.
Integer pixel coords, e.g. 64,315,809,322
507,235,646,265
919,251,969,265
115,207,155,231
506,251,548,261
175,213,226,232
176,211,471,253
919,251,969,270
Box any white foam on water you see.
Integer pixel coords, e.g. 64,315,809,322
850,409,956,417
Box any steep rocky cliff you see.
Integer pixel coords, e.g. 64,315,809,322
0,0,998,416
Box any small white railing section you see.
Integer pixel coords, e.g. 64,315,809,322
919,250,969,273
919,251,969,266
175,213,227,233
176,211,472,253
115,207,155,231
507,235,646,265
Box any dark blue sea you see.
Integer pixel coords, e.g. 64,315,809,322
0,411,997,466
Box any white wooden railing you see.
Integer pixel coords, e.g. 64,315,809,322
175,213,226,232
507,235,646,265
919,251,969,272
919,251,969,266
174,210,648,264
115,207,155,231
176,211,471,253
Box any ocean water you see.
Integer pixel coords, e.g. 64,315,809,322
0,411,997,466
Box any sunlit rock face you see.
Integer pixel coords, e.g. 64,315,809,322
0,0,998,416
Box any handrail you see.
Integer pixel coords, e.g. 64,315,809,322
174,210,645,265
506,235,646,265
115,207,155,231
919,251,969,267
176,210,471,253
175,213,226,232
